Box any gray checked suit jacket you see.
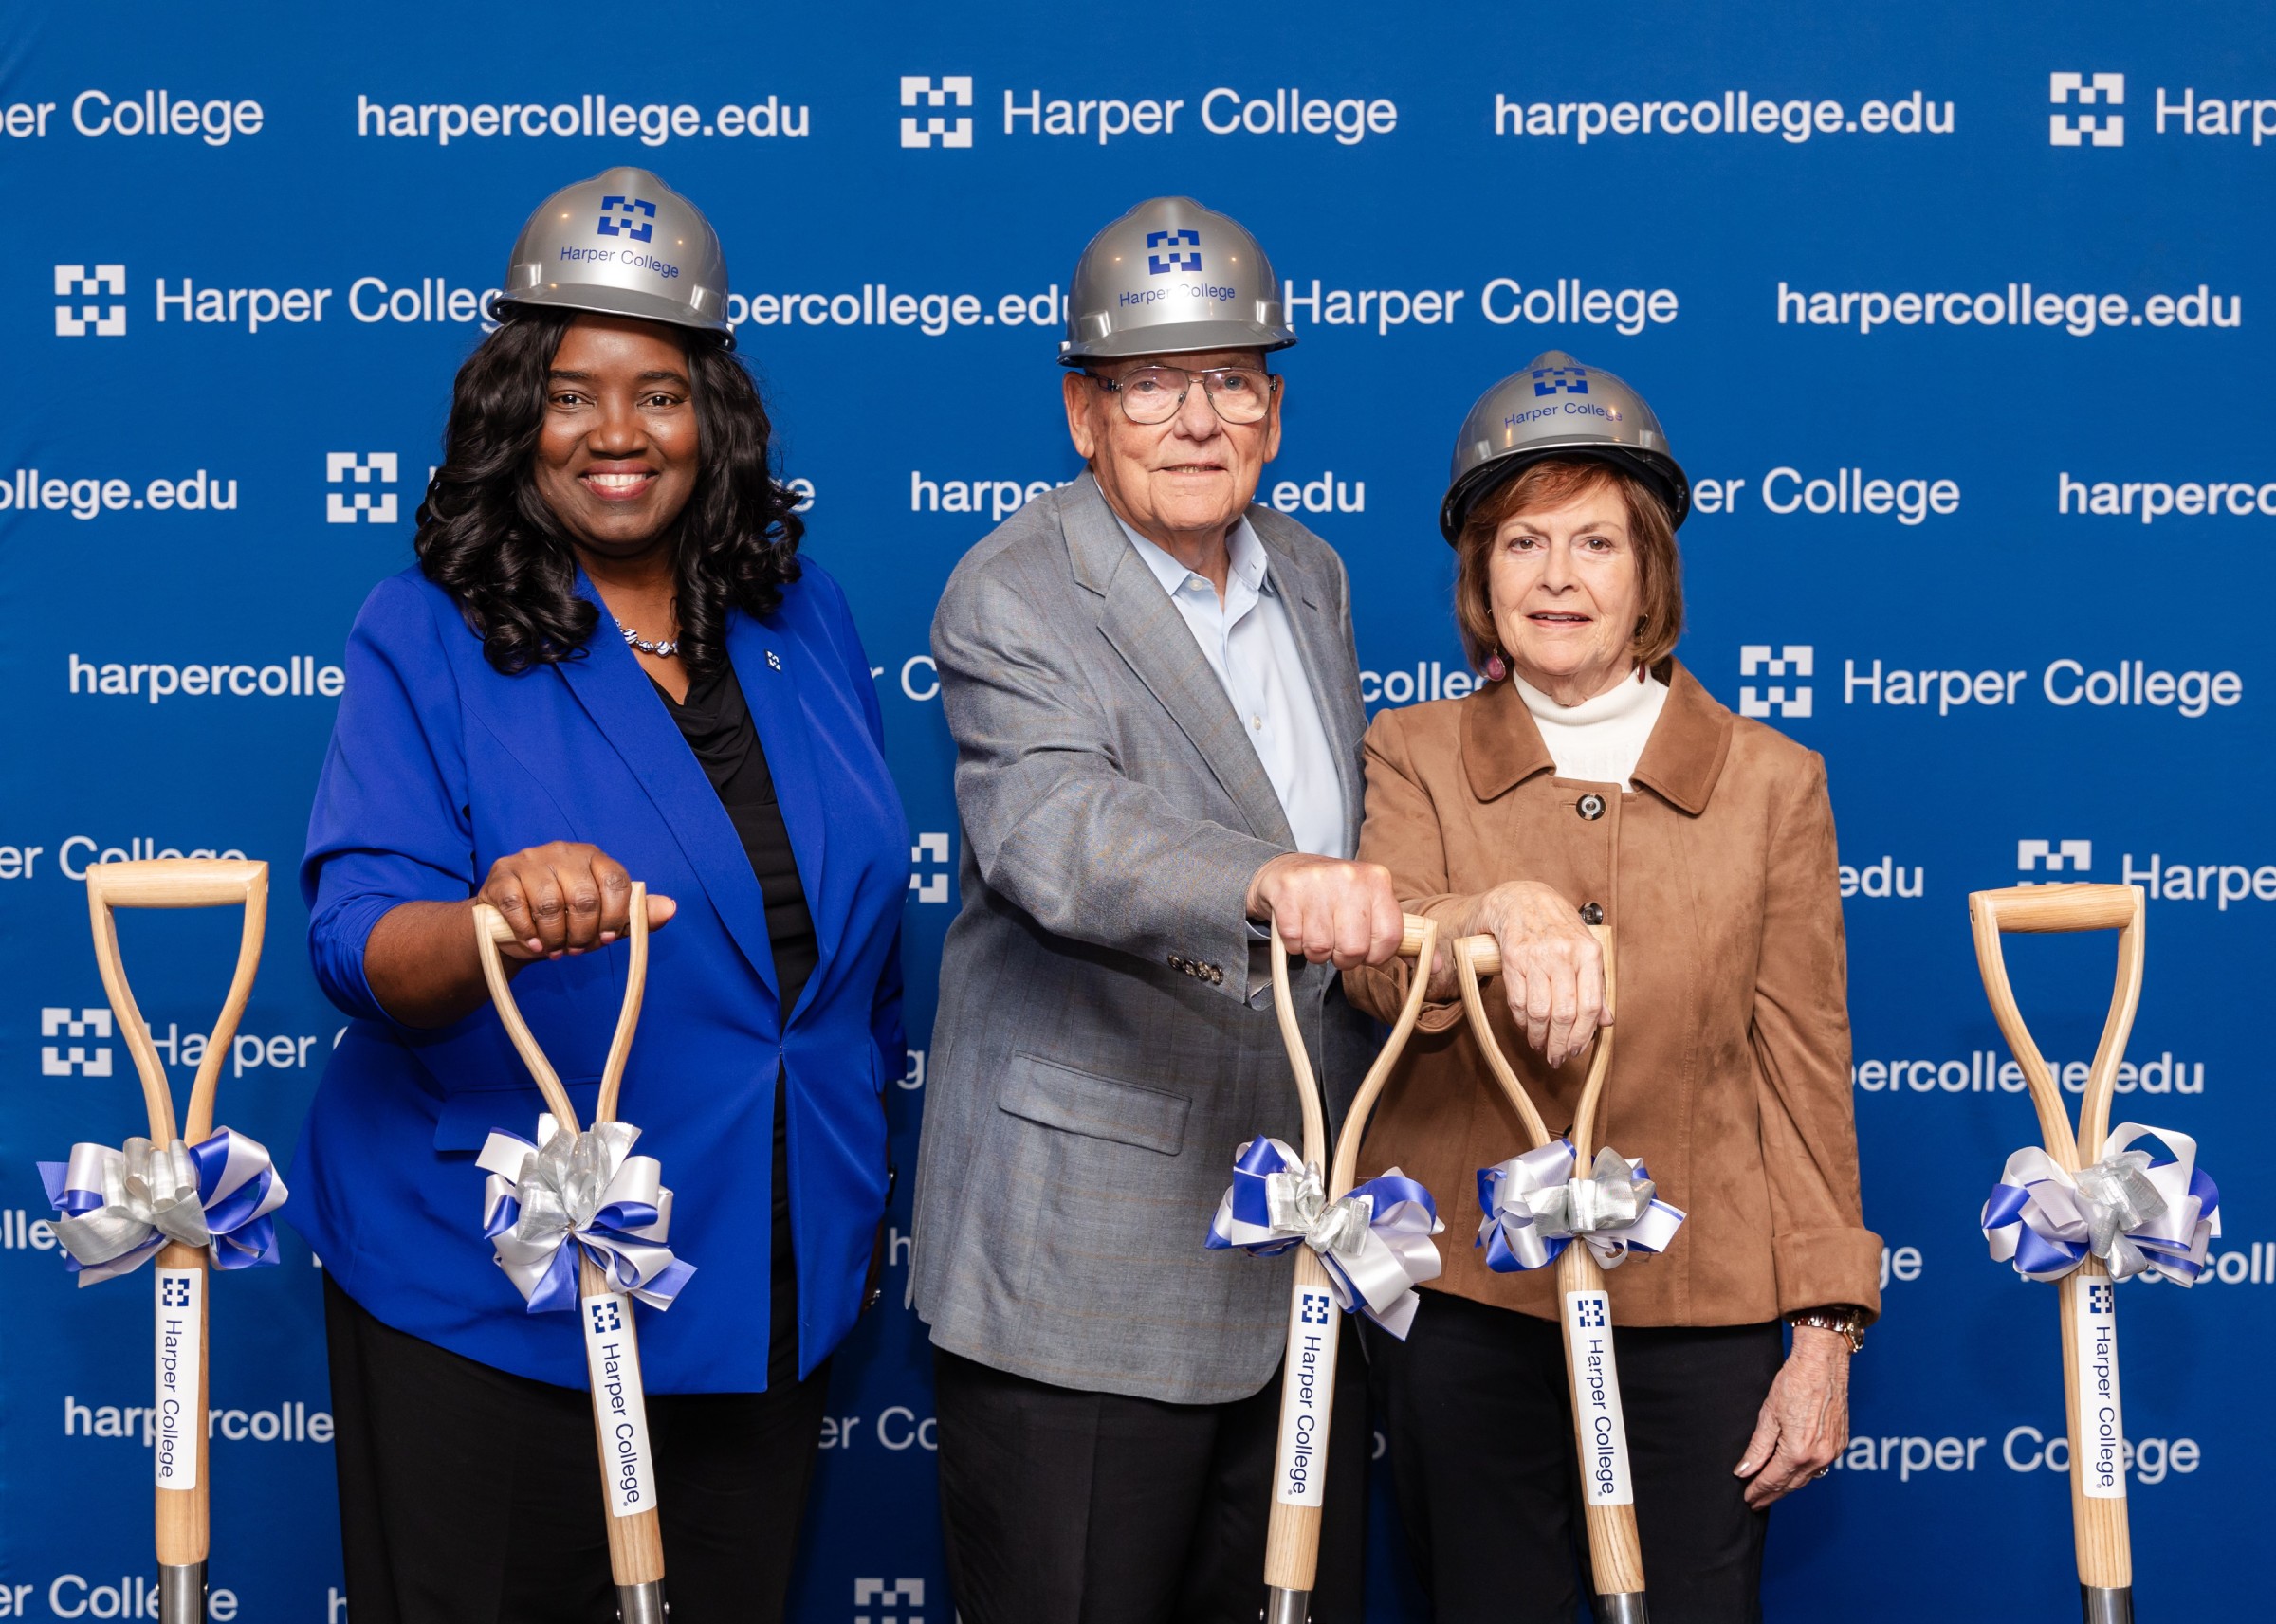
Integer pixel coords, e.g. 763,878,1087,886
911,473,1377,1404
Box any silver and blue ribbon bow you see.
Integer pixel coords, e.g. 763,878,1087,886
477,1114,695,1314
1982,1122,2220,1286
1476,1139,1687,1273
37,1129,287,1286
1205,1136,1444,1339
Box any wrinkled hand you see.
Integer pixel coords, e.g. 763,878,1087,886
1734,1325,1851,1508
1429,881,1608,1068
1245,853,1404,971
478,842,677,961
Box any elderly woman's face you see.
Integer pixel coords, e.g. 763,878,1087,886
1062,348,1282,544
532,314,700,559
1487,485,1643,701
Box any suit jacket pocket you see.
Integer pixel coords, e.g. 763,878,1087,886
997,1052,1191,1158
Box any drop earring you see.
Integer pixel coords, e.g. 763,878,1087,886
1485,651,1509,682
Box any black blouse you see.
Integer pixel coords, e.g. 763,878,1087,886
652,663,817,1389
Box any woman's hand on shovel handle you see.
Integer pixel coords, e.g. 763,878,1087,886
1430,881,1608,1069
480,843,674,960
362,844,674,1029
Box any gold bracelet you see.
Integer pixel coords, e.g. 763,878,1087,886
1788,1305,1866,1355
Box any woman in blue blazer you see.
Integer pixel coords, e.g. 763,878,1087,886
288,170,909,1624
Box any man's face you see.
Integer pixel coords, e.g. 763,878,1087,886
1062,348,1283,546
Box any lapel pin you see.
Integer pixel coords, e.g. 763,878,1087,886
766,650,782,670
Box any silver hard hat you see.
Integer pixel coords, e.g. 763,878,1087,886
493,167,733,346
1059,196,1295,365
1440,351,1689,541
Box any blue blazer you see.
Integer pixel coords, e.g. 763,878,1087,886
288,562,909,1392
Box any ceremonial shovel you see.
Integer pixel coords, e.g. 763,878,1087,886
1969,882,2150,1624
1456,923,1652,1624
1257,912,1439,1624
473,887,669,1624
82,859,269,1624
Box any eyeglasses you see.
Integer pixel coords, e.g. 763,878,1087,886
1086,365,1279,426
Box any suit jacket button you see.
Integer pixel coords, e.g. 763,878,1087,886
1577,794,1606,820
1579,902,1605,925
1209,965,1223,983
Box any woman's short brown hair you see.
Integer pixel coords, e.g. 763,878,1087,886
1452,457,1683,675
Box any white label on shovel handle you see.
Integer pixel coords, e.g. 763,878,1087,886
1275,1282,1340,1506
154,1267,203,1490
582,1291,656,1518
1565,1288,1633,1506
2072,1275,2125,1500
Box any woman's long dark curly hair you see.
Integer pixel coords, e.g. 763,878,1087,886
414,308,803,676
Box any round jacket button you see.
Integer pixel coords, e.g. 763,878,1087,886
1579,902,1606,925
1576,794,1606,821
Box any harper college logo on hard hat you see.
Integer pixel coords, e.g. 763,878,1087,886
597,196,657,243
1147,228,1202,276
1533,365,1588,396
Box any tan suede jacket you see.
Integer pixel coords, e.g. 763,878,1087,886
1344,660,1881,1327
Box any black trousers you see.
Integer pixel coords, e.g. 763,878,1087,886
1367,1291,1784,1624
934,1323,1368,1624
323,1279,830,1624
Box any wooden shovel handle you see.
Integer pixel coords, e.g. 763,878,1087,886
84,860,267,1152
1967,884,2144,1168
472,883,651,1132
1452,924,1617,1158
1971,885,2141,1592
1259,912,1438,1600
1328,915,1439,1197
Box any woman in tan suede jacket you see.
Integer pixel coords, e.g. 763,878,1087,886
1345,354,1880,1624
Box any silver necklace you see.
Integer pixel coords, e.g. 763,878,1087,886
615,619,679,658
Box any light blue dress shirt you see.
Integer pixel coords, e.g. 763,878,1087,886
1118,515,1349,862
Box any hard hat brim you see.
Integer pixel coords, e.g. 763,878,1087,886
1058,320,1296,366
492,284,735,350
1439,446,1690,543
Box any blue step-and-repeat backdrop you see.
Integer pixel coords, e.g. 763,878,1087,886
4,3,2269,1619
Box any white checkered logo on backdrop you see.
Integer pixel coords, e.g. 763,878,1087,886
2017,839,2093,873
909,833,951,904
54,265,127,337
900,77,973,148
2050,72,2125,147
1739,645,1813,718
41,1008,114,1077
854,1578,923,1624
327,453,399,523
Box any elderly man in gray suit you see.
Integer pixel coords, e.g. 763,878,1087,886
912,196,1404,1624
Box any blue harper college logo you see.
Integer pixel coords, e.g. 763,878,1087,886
2088,1282,2115,1314
1146,228,1202,276
160,1277,192,1308
1533,365,1588,396
590,1299,624,1334
597,195,657,243
1298,1291,1331,1326
1575,1296,1607,1328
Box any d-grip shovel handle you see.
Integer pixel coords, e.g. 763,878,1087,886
1453,923,1644,1609
1969,883,2144,1609
1453,925,1616,1157
471,886,665,1602
471,884,650,1133
1261,914,1437,1612
85,859,268,1146
1969,883,2144,1169
83,859,268,1603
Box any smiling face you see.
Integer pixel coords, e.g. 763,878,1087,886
1061,347,1282,550
1486,485,1646,703
530,314,699,562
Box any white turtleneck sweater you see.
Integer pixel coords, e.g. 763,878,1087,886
1511,666,1669,790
